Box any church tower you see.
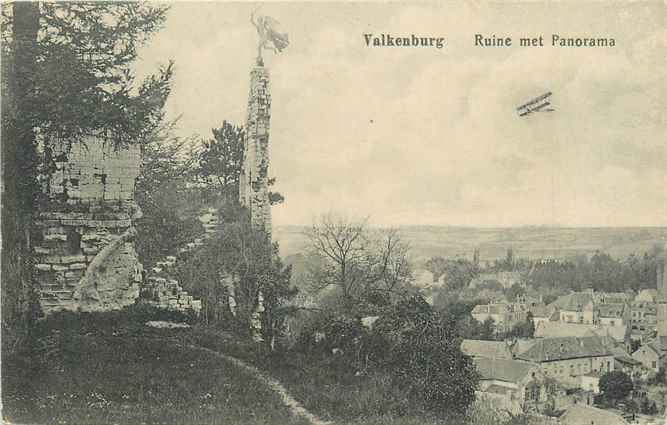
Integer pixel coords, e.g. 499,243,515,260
657,242,667,350
239,65,272,238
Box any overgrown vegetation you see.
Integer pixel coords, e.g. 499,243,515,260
1,1,175,359
1,306,308,425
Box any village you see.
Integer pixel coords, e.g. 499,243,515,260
404,253,667,425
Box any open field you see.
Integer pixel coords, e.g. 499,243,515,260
276,226,667,263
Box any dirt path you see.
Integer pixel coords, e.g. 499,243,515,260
188,344,333,425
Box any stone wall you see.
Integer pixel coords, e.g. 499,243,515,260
138,209,215,315
239,66,272,237
33,137,143,315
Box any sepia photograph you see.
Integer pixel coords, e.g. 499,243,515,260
1,1,666,424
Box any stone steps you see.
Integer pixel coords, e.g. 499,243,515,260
139,208,220,315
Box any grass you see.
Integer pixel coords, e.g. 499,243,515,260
2,306,539,425
185,327,518,425
2,308,309,425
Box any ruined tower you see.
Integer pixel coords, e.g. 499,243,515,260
239,65,272,237
34,137,143,314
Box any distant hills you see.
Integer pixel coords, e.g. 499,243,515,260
275,225,667,264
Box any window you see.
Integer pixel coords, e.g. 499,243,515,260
652,361,657,369
66,228,81,255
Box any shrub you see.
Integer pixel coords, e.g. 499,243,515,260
373,296,479,417
599,370,633,403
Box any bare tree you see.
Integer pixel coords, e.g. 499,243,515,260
306,214,412,311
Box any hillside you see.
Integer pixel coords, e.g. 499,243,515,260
1,310,310,425
275,226,667,263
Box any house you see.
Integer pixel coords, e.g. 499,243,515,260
560,404,628,425
597,303,629,327
632,341,665,372
473,357,549,413
534,321,627,344
515,293,541,307
469,271,522,290
595,336,643,375
471,303,527,334
528,303,559,328
514,336,614,388
594,292,632,305
551,292,597,324
462,339,514,360
580,371,602,393
461,339,513,360
635,289,657,303
630,300,657,333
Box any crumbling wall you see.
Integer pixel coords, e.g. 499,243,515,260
138,209,216,315
33,137,143,315
239,66,272,237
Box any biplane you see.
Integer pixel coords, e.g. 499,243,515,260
517,91,555,116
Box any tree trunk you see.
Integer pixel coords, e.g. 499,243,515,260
1,1,41,353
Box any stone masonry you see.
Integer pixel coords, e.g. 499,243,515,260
34,137,143,315
239,66,272,237
138,209,215,315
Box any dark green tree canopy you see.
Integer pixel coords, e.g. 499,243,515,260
2,2,172,147
600,370,633,402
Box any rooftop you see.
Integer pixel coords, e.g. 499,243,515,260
598,303,626,318
560,404,628,425
534,322,626,343
550,292,594,312
461,340,513,360
474,357,537,384
515,336,611,363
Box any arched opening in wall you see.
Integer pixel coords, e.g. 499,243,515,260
67,228,81,255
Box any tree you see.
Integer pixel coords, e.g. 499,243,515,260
505,312,535,339
134,125,203,268
1,2,172,147
179,205,296,345
505,247,515,270
306,214,412,314
479,317,496,340
373,296,479,416
193,121,284,206
425,256,478,291
194,121,245,203
600,371,633,403
1,1,171,351
506,283,526,302
1,1,41,351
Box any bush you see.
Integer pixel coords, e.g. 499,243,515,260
599,370,633,403
373,296,479,417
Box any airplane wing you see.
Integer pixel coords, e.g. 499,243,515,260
517,91,552,111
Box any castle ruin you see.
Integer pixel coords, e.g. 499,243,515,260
34,137,143,314
239,65,272,238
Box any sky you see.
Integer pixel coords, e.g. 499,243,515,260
134,1,666,227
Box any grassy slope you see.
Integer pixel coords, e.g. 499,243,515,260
186,328,517,425
2,308,532,425
2,313,308,425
